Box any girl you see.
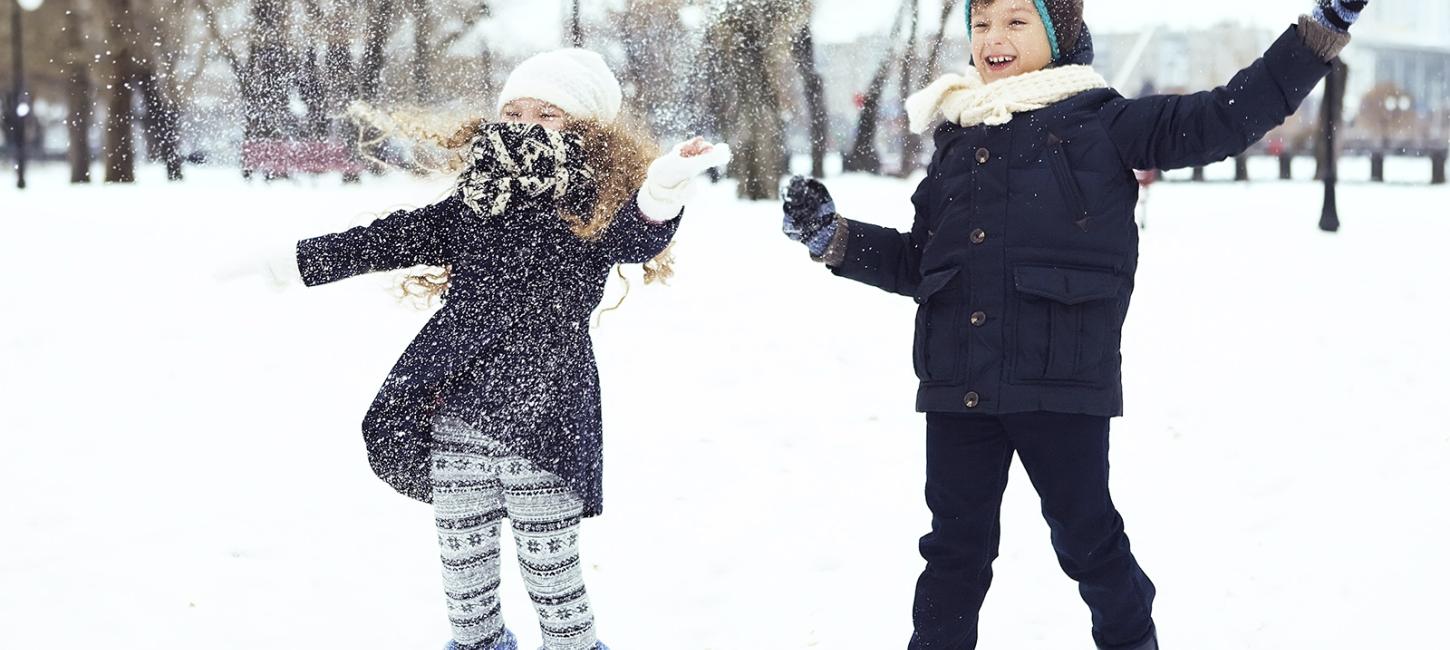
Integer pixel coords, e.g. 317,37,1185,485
250,48,729,650
780,1,1366,649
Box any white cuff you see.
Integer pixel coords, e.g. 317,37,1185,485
636,186,686,224
264,244,304,288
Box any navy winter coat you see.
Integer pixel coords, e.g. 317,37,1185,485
830,24,1333,417
297,192,678,516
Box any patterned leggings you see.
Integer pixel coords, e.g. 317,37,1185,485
431,416,598,650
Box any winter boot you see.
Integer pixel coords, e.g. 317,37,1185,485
445,629,518,650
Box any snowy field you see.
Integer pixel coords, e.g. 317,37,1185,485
2,161,1448,650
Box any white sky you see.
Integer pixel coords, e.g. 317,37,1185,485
811,0,1313,43
484,0,1341,53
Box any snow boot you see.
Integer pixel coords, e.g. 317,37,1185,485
445,629,518,650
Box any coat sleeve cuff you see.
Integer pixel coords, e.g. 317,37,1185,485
810,215,850,267
1298,14,1352,62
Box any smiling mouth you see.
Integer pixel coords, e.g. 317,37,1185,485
985,55,1017,71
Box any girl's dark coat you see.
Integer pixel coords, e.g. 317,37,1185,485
297,192,678,516
831,24,1332,417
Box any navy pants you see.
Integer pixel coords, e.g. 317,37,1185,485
908,412,1157,650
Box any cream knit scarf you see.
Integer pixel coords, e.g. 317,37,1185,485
906,65,1109,134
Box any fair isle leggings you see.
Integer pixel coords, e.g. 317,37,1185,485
431,416,597,650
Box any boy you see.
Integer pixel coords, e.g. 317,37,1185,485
780,1,1367,648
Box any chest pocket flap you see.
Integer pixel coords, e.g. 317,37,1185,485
1014,265,1120,305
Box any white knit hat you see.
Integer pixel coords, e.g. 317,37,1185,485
495,48,623,124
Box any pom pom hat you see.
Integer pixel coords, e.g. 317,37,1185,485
496,48,624,124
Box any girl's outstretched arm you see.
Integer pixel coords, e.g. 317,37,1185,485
595,197,681,265
598,137,730,264
1098,15,1353,172
295,195,462,287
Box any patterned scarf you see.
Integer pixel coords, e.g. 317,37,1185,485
905,65,1109,134
455,122,595,217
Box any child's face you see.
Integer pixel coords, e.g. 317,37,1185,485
970,0,1054,83
499,98,570,130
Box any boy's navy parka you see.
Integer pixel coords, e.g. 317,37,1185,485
829,23,1335,418
295,184,678,517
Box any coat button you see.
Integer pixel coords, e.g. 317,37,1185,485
975,147,990,164
970,228,986,244
963,392,980,408
970,311,987,326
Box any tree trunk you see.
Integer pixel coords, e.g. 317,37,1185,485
1233,154,1249,181
104,0,138,183
844,0,910,174
324,40,360,181
1278,153,1292,180
246,0,293,144
924,0,960,81
139,67,185,180
409,0,433,102
898,0,922,177
790,25,828,178
843,63,890,174
570,0,583,46
1191,166,1204,182
732,34,785,199
1370,150,1385,182
358,0,397,174
360,0,394,101
1432,149,1447,185
65,3,93,184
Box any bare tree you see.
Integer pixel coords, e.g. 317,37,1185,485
406,0,433,102
898,0,921,176
844,0,911,174
570,0,582,46
102,0,140,182
790,14,829,178
615,0,692,137
705,0,805,200
64,0,94,183
924,0,961,81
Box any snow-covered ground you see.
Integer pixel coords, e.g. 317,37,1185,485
2,161,1447,649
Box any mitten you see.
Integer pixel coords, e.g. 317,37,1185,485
213,242,302,289
636,140,733,222
1311,0,1367,33
782,176,840,257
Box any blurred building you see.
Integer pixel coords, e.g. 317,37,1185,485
1339,0,1450,124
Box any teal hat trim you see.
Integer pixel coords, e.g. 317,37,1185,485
965,0,1063,63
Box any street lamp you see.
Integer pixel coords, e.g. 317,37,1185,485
9,0,42,190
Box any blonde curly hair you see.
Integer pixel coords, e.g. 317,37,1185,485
347,103,676,309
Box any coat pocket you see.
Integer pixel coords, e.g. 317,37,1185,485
912,267,963,384
1008,265,1122,385
1045,132,1090,229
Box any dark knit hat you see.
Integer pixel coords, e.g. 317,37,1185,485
967,0,1085,65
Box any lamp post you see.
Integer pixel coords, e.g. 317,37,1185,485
9,0,43,190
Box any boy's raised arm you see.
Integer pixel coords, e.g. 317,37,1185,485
1099,14,1353,172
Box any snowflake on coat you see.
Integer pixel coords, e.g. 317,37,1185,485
454,122,596,218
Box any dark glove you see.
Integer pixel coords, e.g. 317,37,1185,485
782,176,840,257
455,122,593,217
1311,0,1366,33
